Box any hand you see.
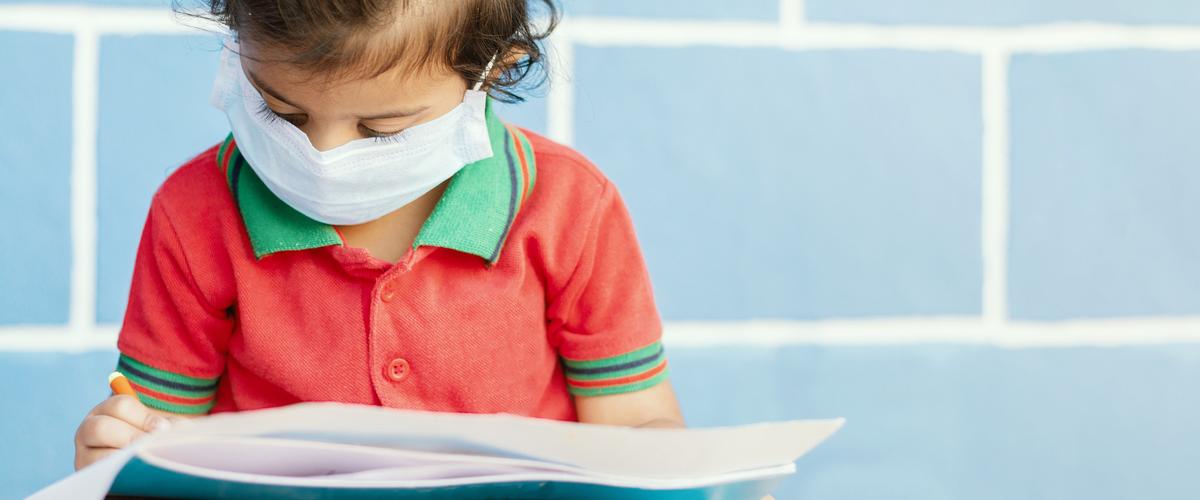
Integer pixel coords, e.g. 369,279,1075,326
73,395,185,470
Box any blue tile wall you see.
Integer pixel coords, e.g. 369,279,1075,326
12,345,1200,498
1009,50,1200,319
574,46,983,320
95,34,229,324
0,32,74,325
3,351,116,498
6,2,1200,499
806,0,1200,26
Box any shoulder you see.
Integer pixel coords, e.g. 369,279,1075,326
147,140,249,260
517,128,617,218
508,128,636,271
514,128,625,241
521,129,611,194
153,142,235,213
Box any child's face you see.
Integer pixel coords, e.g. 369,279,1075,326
239,40,470,152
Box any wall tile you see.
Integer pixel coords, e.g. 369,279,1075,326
1009,50,1200,319
0,32,74,324
574,47,983,320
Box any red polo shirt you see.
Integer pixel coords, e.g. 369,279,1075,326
114,101,669,421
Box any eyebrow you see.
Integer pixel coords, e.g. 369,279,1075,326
246,69,430,120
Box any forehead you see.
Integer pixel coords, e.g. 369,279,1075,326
235,42,466,115
240,38,457,89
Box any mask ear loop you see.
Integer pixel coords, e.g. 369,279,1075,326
472,51,501,92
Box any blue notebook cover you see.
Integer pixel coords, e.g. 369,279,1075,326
109,457,784,499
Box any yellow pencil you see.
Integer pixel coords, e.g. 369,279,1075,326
108,371,136,397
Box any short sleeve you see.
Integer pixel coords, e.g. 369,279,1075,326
547,182,669,397
115,194,233,414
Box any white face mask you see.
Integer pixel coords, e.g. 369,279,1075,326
209,43,495,225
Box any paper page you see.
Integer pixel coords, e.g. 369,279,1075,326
149,403,845,479
138,436,801,490
139,436,575,479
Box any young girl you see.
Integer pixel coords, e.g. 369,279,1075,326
74,0,684,469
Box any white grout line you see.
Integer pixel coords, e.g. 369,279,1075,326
545,29,575,145
0,326,118,352
981,49,1011,326
68,28,100,342
0,5,221,34
560,18,1200,53
662,317,1200,348
779,0,806,30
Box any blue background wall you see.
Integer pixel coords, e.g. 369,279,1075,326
3,1,1200,499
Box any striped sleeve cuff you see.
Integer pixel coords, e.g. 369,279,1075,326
562,340,669,397
116,353,219,415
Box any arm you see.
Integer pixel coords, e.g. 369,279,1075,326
75,193,231,469
545,180,684,428
575,380,685,428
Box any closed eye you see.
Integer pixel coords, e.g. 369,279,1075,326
359,124,405,143
255,101,305,126
257,101,403,143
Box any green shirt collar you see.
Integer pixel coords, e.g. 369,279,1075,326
216,98,536,265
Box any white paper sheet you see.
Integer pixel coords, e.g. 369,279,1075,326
28,444,140,500
158,403,846,478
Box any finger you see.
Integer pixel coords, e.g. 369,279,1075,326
75,447,118,471
95,395,166,432
76,414,145,449
165,415,194,429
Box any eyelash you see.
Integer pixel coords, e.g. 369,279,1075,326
255,101,404,144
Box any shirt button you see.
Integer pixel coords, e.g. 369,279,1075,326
385,358,410,382
380,282,397,302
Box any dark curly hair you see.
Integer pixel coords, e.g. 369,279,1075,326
176,0,559,103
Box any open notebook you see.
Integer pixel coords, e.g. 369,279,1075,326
32,403,844,499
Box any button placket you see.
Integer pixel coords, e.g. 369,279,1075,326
369,251,427,403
